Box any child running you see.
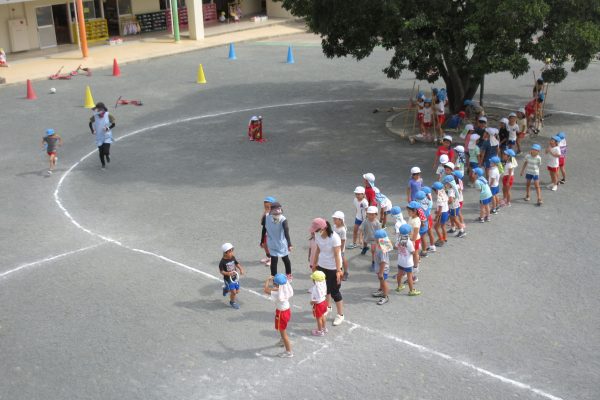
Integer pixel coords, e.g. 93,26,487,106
219,243,245,310
359,206,382,268
41,128,63,175
332,211,349,281
309,270,328,336
371,229,392,305
520,144,543,206
264,274,294,358
395,224,421,296
474,168,493,222
488,156,501,214
501,149,517,207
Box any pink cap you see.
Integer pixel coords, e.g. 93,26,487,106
309,218,327,233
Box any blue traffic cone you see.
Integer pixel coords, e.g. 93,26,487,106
228,43,237,60
286,45,295,64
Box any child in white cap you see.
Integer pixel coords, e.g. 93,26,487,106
407,166,423,203
332,211,349,280
507,113,519,150
219,243,245,309
359,206,382,269
516,108,528,154
467,132,480,186
348,186,368,250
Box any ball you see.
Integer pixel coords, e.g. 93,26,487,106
50,88,56,94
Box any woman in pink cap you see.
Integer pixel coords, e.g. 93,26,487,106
310,218,345,327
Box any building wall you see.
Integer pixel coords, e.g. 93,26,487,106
266,0,292,18
239,0,260,16
0,2,28,53
132,0,159,15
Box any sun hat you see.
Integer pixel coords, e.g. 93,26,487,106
310,270,326,282
531,144,542,151
439,154,449,164
273,273,287,285
442,175,455,184
407,201,421,209
474,167,485,177
374,229,388,239
490,156,501,164
424,98,432,103
362,173,375,182
263,196,276,203
508,112,517,118
551,135,561,142
399,224,412,235
410,166,421,174
444,162,455,170
93,102,108,112
422,186,432,194
453,170,464,180
458,111,466,118
557,132,566,140
221,243,234,253
465,124,474,131
500,118,509,126
518,107,526,114
354,186,365,194
443,135,453,142
46,128,55,136
270,202,283,215
478,116,488,123
415,191,426,200
504,149,516,157
432,182,444,190
309,217,327,233
454,145,465,153
366,206,378,214
390,206,402,215
332,211,345,220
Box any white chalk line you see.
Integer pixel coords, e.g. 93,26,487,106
52,99,566,400
0,243,104,280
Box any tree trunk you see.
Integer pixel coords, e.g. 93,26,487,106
442,70,481,113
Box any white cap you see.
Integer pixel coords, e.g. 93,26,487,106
465,124,474,131
508,112,517,117
250,115,259,121
478,116,488,122
500,118,509,126
353,186,365,194
332,211,345,220
362,173,375,182
454,145,464,153
443,135,453,142
366,206,378,214
410,166,421,174
470,133,480,143
439,154,450,164
518,107,526,114
221,243,234,252
444,162,455,170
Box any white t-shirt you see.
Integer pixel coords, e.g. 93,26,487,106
488,167,500,188
503,158,518,177
435,101,445,115
547,146,561,168
310,282,327,303
436,190,449,212
354,197,368,221
333,225,347,242
507,123,519,141
397,239,415,268
315,232,342,270
446,187,459,209
423,108,433,124
407,216,421,240
270,286,292,311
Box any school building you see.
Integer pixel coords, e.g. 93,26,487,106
0,0,292,54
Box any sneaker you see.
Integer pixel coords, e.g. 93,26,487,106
408,289,422,296
559,178,566,184
478,217,485,223
222,286,229,297
403,276,418,284
260,257,269,264
435,240,444,247
321,328,329,334
286,274,293,282
506,202,512,207
279,351,294,358
360,247,369,255
490,208,498,214
395,284,406,292
333,314,345,326
377,296,389,305
346,243,358,249
551,185,558,191
47,170,53,175
427,245,436,252
456,230,467,238
546,183,554,190
312,329,325,336
229,301,240,309
484,216,491,222
371,289,385,298
101,166,106,170
419,251,428,258
342,272,349,281
447,228,456,234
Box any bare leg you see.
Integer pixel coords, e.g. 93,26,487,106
280,330,292,353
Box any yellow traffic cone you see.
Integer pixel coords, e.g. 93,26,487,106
84,85,95,108
197,64,207,84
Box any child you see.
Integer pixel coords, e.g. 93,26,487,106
415,92,425,131
432,182,449,246
41,129,63,175
545,135,561,191
89,102,115,169
390,206,406,242
516,108,528,154
452,171,467,233
520,144,543,206
421,186,437,253
395,224,421,296
406,201,425,281
407,166,423,203
474,168,493,221
467,133,480,186
264,274,294,358
309,270,328,336
332,211,349,281
260,196,276,266
453,145,466,175
421,98,434,139
371,229,392,305
498,118,509,151
557,131,567,184
434,136,455,176
415,191,431,257
359,206,382,267
248,116,263,141
375,188,393,227
533,77,545,97
435,154,450,181
525,93,545,130
501,149,518,207
348,186,368,250
507,113,519,150
443,175,466,238
219,243,245,309
363,173,377,206
488,156,501,214
434,93,446,142
0,48,8,67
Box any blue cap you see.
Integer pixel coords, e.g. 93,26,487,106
264,196,276,203
464,99,473,106
273,273,287,286
453,170,464,180
415,191,426,200
531,144,542,151
538,93,545,101
432,182,444,190
443,175,455,184
552,135,562,142
46,128,55,136
399,224,412,235
432,88,439,94
557,132,566,140
407,201,421,210
424,98,432,103
422,186,432,194
416,90,424,99
504,149,516,157
390,206,402,215
474,167,485,177
490,156,501,164
374,229,388,239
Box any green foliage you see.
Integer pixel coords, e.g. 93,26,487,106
279,0,600,111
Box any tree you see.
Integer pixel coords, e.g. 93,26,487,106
278,0,600,112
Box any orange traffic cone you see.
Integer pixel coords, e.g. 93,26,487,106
26,79,37,100
112,58,121,77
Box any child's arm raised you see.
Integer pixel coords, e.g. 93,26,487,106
263,276,275,295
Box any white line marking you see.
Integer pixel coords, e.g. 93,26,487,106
53,99,565,400
0,243,103,280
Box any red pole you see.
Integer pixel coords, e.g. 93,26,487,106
76,0,89,58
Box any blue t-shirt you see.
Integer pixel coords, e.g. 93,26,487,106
475,177,492,200
408,178,422,201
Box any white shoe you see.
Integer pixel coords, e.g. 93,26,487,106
333,314,345,326
546,183,554,189
325,306,332,317
278,351,293,358
551,185,558,191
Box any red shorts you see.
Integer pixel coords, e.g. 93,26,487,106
547,166,559,173
275,308,291,331
47,151,56,156
417,113,424,122
423,122,433,128
437,114,446,125
502,175,514,187
427,215,433,230
459,201,463,209
414,239,421,251
312,301,328,319
559,157,565,167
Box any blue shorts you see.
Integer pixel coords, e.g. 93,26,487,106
440,211,449,224
355,218,363,226
480,197,492,205
384,211,391,215
491,186,499,195
380,273,388,280
419,228,428,236
508,140,516,145
525,174,539,181
398,265,413,273
449,207,461,217
469,161,479,169
484,160,491,169
224,279,240,291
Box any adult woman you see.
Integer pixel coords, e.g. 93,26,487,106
310,218,345,327
262,202,293,279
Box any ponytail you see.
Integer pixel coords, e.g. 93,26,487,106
325,221,334,237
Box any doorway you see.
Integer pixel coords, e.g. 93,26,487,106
52,4,71,45
36,5,57,48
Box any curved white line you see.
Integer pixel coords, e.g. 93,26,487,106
53,99,565,400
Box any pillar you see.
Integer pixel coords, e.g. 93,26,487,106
187,0,204,40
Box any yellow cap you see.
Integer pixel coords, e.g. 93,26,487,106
310,270,326,282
